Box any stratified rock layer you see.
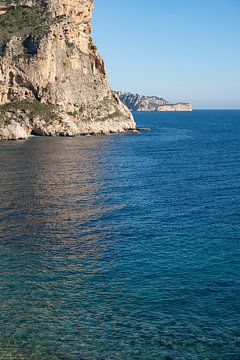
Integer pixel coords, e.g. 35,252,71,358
0,0,135,139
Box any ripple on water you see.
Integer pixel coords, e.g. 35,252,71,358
0,111,240,359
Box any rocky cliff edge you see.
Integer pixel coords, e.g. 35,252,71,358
0,0,135,139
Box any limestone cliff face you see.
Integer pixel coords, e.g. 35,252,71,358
116,92,192,112
0,0,135,139
157,103,192,112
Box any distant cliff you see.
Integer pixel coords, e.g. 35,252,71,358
0,0,135,140
116,92,192,112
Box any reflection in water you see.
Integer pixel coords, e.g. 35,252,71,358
0,136,119,359
0,111,240,359
1,136,112,254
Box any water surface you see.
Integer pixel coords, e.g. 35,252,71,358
0,110,240,359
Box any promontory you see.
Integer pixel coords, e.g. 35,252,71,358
0,0,135,140
116,92,192,112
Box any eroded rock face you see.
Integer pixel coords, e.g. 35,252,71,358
0,0,135,139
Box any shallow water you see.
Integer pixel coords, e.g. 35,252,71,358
0,110,240,359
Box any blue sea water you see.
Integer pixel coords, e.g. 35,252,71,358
0,110,240,359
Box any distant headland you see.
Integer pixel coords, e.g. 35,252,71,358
116,92,192,112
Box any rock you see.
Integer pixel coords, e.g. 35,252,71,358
0,0,136,140
0,121,31,140
115,91,192,112
137,127,151,132
157,103,192,112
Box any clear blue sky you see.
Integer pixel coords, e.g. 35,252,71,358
93,0,240,109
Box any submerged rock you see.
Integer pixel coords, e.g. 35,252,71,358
0,0,136,140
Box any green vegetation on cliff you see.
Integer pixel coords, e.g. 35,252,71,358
0,7,52,42
0,100,57,121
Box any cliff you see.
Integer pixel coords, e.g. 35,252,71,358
116,92,192,112
156,103,192,112
0,0,135,140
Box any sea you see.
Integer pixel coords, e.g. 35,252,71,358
0,110,239,360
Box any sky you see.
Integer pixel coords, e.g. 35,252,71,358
93,0,240,109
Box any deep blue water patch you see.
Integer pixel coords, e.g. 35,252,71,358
0,110,240,359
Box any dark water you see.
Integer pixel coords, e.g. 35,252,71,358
0,110,240,359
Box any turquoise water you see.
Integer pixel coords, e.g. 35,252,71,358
0,110,240,359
